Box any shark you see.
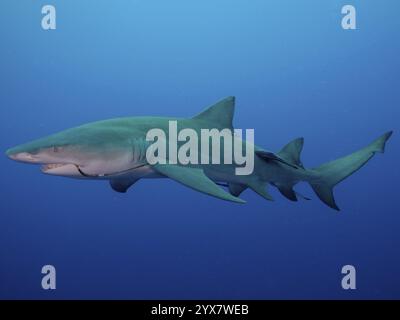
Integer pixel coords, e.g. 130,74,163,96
5,97,392,210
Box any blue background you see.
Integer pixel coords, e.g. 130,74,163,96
0,0,399,299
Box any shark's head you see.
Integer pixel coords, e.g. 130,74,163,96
6,122,135,178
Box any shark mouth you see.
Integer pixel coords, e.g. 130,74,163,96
41,163,148,177
41,163,99,178
41,163,101,178
41,163,84,177
41,163,68,170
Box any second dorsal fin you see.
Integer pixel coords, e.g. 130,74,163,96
277,137,304,168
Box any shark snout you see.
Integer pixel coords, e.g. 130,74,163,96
6,150,40,163
6,147,20,160
5,148,15,159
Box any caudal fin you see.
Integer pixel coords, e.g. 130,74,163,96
309,131,393,210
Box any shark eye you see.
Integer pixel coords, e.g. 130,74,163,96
30,150,39,155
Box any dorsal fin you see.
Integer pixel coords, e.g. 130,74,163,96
277,137,304,168
192,96,235,129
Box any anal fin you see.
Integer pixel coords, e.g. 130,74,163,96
248,181,274,201
274,183,298,202
295,191,311,201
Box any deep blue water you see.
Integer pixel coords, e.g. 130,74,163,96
0,0,399,299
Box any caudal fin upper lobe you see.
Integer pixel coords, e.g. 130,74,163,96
309,131,393,210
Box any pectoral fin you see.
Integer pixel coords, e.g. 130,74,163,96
109,177,139,193
153,164,245,203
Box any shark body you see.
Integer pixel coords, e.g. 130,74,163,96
6,97,392,210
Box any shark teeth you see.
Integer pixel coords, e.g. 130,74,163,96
41,163,67,171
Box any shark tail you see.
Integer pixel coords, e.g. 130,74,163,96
308,131,393,210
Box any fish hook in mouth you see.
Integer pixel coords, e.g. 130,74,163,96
42,163,148,177
74,164,99,177
40,163,106,178
41,163,102,177
41,163,85,177
75,163,148,178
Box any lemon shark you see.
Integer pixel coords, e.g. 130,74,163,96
5,97,392,210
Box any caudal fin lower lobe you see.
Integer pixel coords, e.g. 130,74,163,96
309,131,393,210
